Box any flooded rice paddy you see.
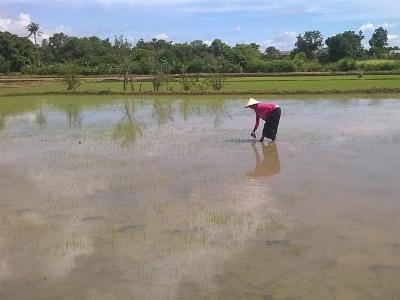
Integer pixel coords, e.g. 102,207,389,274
1,96,400,300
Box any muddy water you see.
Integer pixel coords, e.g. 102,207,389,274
0,96,400,300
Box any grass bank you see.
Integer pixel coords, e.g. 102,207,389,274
1,74,400,96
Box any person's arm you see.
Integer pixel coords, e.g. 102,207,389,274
252,114,260,133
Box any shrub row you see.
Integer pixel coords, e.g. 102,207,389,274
22,63,120,75
20,59,400,75
357,60,400,71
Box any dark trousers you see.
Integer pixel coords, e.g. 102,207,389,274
262,107,281,140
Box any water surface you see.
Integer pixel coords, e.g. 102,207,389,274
1,96,400,300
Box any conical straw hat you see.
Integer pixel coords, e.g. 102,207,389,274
244,98,261,108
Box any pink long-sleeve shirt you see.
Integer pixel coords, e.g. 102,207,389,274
252,103,278,132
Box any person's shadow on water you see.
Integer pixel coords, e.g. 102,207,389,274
246,142,281,178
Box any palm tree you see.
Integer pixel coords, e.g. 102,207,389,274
26,22,42,67
26,22,41,45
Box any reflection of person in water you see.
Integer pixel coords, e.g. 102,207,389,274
245,98,281,142
247,142,281,178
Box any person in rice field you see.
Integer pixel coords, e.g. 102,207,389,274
245,98,281,142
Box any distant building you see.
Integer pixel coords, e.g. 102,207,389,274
389,49,400,57
278,51,291,58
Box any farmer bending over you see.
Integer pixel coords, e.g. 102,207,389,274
245,98,281,142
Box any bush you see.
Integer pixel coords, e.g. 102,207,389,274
151,61,174,91
62,64,80,90
263,60,296,72
337,58,357,71
245,58,267,72
206,73,226,90
292,52,307,67
81,63,119,75
220,62,241,73
178,72,198,91
151,72,163,91
22,62,120,75
297,62,325,72
357,60,400,71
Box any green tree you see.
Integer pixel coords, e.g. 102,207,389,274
26,22,41,46
187,58,207,73
230,43,263,72
41,33,71,63
294,31,323,59
210,39,230,57
26,22,42,66
190,40,208,57
325,31,364,62
369,27,388,48
0,31,36,71
369,27,388,58
172,42,195,64
317,48,330,64
0,54,11,73
264,46,280,60
114,35,132,58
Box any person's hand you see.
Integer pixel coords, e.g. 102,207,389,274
251,132,256,138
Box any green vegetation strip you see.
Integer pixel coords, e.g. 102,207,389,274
3,88,400,97
1,75,399,96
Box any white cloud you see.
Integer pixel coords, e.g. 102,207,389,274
0,0,397,12
262,31,297,51
3,0,395,15
155,32,168,40
0,13,32,36
359,22,375,32
3,0,400,22
388,34,400,47
235,26,242,32
358,22,399,48
0,12,74,43
359,21,397,33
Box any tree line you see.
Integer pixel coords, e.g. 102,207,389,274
0,22,399,75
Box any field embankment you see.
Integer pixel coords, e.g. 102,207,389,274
1,74,400,96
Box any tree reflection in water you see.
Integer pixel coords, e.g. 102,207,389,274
35,105,47,128
152,99,174,124
0,113,4,130
66,104,82,127
178,98,226,128
112,100,144,147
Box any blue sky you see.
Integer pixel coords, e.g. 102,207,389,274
0,0,399,50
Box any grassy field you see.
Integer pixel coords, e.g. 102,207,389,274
356,59,396,65
1,74,400,96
